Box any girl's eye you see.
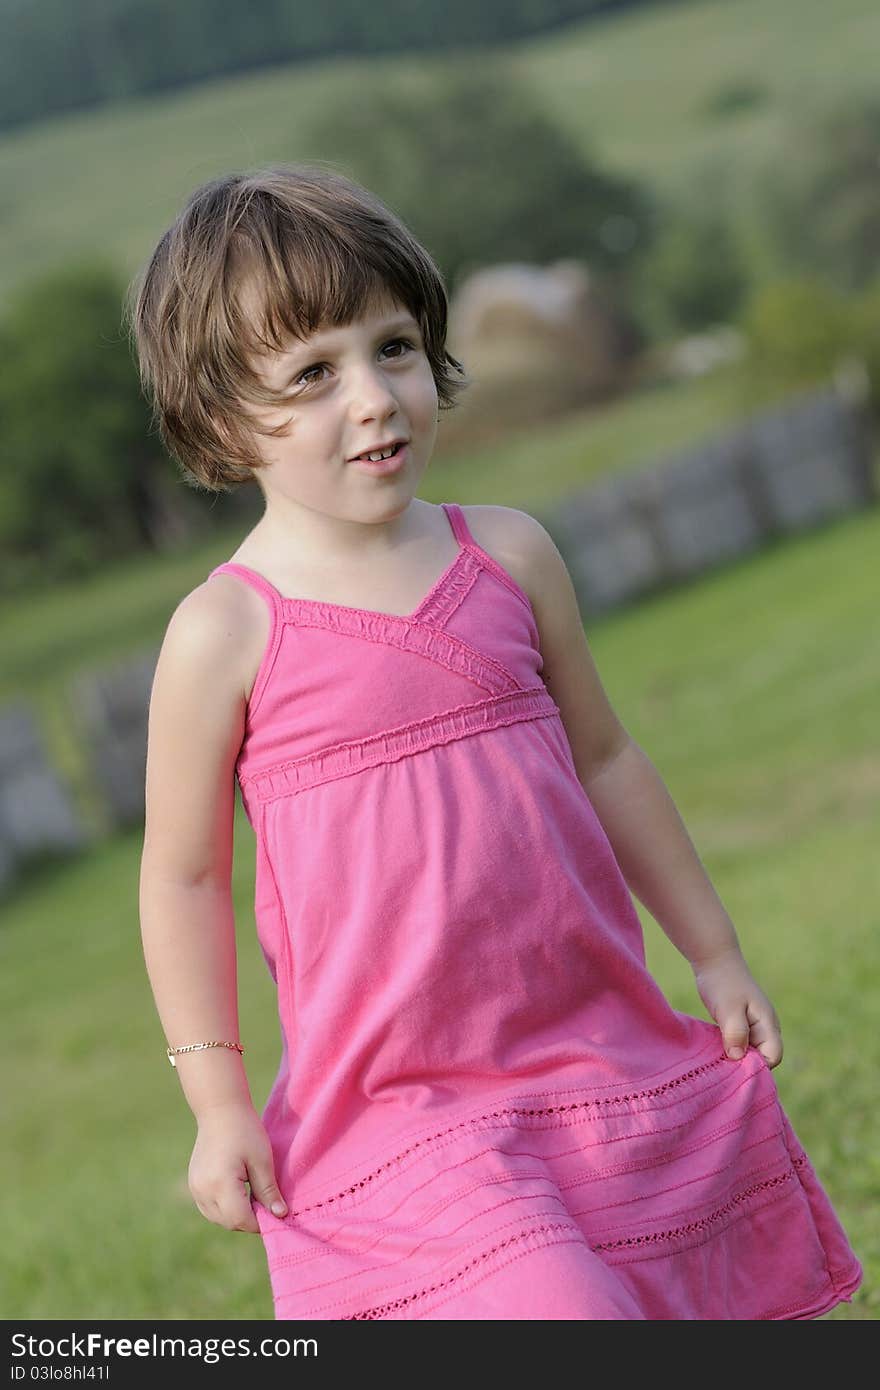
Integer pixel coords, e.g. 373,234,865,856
380,336,415,360
294,338,415,390
295,364,327,388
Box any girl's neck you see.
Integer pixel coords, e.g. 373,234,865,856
251,496,429,570
230,499,459,610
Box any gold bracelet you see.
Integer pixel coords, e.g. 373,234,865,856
166,1040,245,1068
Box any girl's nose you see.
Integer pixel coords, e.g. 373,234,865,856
346,362,399,416
349,390,399,427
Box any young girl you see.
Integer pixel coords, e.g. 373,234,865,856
132,163,863,1321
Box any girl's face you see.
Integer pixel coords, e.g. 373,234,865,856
242,289,439,527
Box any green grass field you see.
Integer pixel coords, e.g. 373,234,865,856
1,380,877,1316
0,0,877,306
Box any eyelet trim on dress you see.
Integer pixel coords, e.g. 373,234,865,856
339,1157,810,1319
340,1220,576,1320
591,1156,808,1253
279,1054,729,1220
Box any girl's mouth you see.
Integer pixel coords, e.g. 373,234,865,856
350,442,408,475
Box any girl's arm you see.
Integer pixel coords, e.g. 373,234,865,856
482,505,784,1070
572,743,783,1069
139,582,288,1227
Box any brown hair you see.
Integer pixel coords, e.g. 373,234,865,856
123,162,470,493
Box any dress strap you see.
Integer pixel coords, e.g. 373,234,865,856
207,563,284,720
441,501,476,549
440,502,537,618
207,561,282,614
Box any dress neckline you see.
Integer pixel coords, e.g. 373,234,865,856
217,502,469,623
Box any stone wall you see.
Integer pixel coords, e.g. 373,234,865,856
548,382,875,618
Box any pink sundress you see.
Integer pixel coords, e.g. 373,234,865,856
207,500,863,1320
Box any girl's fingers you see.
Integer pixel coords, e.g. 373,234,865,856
193,1184,261,1232
720,1008,751,1060
722,1000,783,1065
229,1176,262,1231
746,1000,784,1068
247,1162,288,1219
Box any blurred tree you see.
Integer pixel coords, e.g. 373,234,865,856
0,261,173,590
701,79,769,121
733,276,854,408
753,89,880,295
849,275,880,413
631,159,751,339
294,57,658,300
0,1,671,133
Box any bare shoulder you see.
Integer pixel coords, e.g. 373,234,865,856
163,572,269,705
460,504,630,781
143,578,263,879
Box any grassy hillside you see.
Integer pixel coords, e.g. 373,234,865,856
0,0,877,306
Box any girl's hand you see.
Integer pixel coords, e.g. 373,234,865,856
187,1101,289,1232
692,947,784,1069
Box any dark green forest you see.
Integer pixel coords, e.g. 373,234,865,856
0,0,669,132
